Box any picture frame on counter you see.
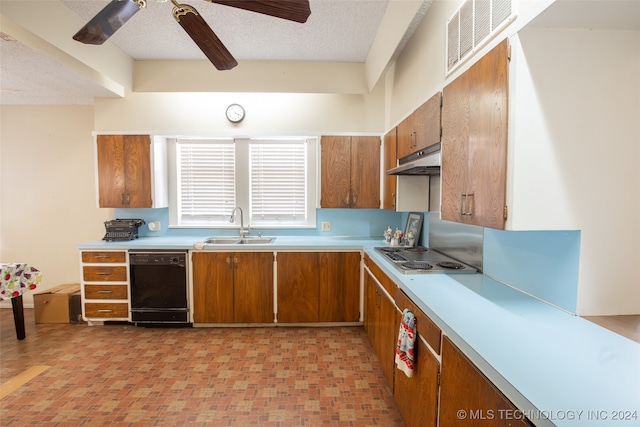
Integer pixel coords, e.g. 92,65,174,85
404,212,423,247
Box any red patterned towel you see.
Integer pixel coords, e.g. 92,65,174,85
395,309,416,378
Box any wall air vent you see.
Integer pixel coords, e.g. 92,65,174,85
446,0,514,75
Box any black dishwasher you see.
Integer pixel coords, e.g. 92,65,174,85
129,251,190,326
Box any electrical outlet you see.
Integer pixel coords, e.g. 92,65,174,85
321,222,331,232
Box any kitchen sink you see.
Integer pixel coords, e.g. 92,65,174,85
204,237,275,244
237,237,276,244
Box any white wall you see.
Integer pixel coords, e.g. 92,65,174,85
508,28,640,315
0,106,112,305
93,90,386,134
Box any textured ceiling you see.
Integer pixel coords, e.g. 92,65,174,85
1,0,412,105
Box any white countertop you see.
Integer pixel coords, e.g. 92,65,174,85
77,236,640,426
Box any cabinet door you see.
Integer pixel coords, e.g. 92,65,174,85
397,114,415,160
397,92,442,159
234,252,274,323
96,135,126,207
377,285,397,390
318,252,360,322
192,252,234,323
467,40,508,229
364,269,377,343
320,136,351,208
412,92,442,154
442,40,508,229
383,128,397,210
440,336,532,427
122,135,153,208
350,136,380,208
442,69,471,224
394,334,439,427
276,252,319,323
96,135,152,208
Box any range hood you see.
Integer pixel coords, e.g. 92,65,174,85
387,143,441,175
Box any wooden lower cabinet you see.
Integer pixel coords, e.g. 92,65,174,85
440,336,532,426
364,267,397,390
393,332,440,427
192,251,273,323
394,290,441,427
277,252,360,323
80,250,130,322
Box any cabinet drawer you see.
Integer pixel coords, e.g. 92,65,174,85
84,284,128,300
367,258,397,297
82,251,126,263
396,289,442,354
84,303,128,318
83,266,127,282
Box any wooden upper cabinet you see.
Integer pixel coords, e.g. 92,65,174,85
382,128,397,210
96,135,153,208
397,92,442,159
321,135,380,208
442,39,509,229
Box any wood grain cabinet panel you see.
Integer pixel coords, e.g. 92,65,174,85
192,251,273,324
395,289,442,355
277,252,360,323
82,266,127,282
84,284,128,300
383,128,397,210
440,336,533,426
96,134,153,208
394,332,440,427
321,135,380,208
397,92,442,159
441,39,509,229
364,268,397,390
84,303,129,318
82,251,126,263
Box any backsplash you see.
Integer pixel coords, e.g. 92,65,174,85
114,207,580,313
482,228,580,313
113,208,402,239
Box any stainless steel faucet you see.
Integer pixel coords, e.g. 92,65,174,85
230,207,249,237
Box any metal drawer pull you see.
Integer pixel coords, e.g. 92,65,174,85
96,272,112,275
94,255,110,259
98,290,113,294
97,309,113,313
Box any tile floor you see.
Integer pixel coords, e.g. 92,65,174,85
0,308,405,427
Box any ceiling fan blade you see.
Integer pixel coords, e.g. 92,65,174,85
72,0,145,45
172,3,238,70
208,0,311,23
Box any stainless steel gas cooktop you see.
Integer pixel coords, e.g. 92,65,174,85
374,246,478,275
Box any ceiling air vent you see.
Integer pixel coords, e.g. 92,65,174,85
446,0,514,75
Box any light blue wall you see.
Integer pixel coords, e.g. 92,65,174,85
482,228,581,313
114,207,402,239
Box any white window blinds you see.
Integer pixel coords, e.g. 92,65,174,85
249,140,307,225
177,139,235,224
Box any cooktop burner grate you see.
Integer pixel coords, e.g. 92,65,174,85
403,262,434,270
437,261,465,269
404,246,429,253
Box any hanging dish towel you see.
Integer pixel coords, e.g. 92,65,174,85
395,308,416,378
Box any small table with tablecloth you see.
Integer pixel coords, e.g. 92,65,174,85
0,263,42,340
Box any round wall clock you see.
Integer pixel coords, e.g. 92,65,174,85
226,103,245,123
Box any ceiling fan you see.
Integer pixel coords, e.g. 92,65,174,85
72,0,311,70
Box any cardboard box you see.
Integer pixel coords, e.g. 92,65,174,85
34,283,82,324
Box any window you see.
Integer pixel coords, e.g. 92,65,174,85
249,140,307,225
169,137,317,228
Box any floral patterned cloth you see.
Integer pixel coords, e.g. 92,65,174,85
0,263,41,300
